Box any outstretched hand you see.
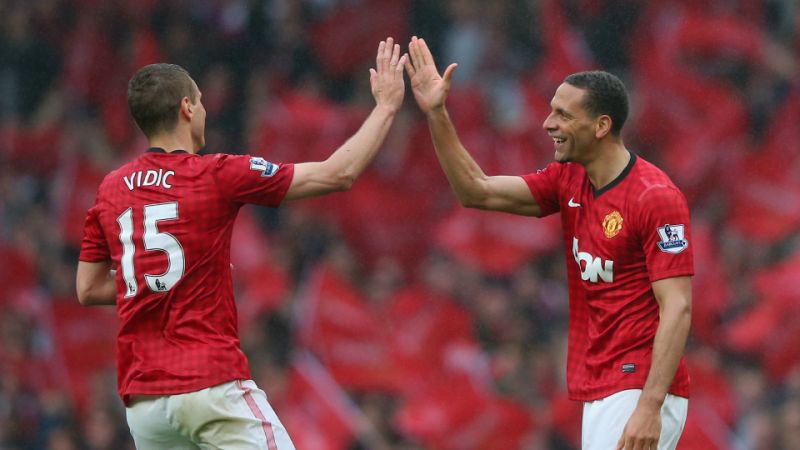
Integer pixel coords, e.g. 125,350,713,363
370,37,407,114
404,36,458,115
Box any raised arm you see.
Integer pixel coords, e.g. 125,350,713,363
76,260,117,306
283,38,407,201
404,36,541,217
617,276,692,450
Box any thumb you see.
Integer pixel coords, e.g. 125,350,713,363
442,63,458,83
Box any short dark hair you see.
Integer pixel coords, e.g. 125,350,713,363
564,71,629,135
127,64,197,138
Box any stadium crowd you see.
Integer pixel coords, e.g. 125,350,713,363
1,0,799,449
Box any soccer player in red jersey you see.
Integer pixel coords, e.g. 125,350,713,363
75,38,406,449
405,37,692,450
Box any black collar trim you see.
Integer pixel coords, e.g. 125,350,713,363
593,150,637,197
147,147,189,154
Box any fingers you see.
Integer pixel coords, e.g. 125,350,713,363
389,39,400,69
396,54,407,74
416,37,434,66
409,36,424,71
616,437,657,450
377,37,394,73
376,39,386,72
375,37,404,77
409,36,434,69
404,54,416,78
442,63,458,83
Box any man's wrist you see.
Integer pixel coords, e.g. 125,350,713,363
374,103,399,116
425,105,448,121
637,391,665,411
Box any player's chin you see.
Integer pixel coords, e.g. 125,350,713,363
554,149,570,163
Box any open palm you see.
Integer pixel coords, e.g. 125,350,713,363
404,36,458,115
370,37,407,114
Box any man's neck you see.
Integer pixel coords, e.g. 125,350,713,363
148,133,197,154
583,143,630,191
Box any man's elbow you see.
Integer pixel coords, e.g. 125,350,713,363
680,297,692,320
76,282,104,306
320,167,357,192
457,191,490,210
459,197,482,209
76,288,94,306
333,173,356,192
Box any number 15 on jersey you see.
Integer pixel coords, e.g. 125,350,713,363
117,202,186,298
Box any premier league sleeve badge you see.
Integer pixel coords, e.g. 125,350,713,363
656,224,689,253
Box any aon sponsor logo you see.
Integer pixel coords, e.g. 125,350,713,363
572,237,614,283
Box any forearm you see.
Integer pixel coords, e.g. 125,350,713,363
324,104,397,188
640,302,691,407
426,108,489,207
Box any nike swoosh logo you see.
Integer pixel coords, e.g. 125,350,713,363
568,197,581,208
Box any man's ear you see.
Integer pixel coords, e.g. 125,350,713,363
595,115,612,139
179,96,193,121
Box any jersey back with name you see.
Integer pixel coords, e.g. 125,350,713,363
79,150,293,403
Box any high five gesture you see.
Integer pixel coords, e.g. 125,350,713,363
404,36,458,115
370,37,407,113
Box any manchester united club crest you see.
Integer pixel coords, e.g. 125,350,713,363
602,211,623,238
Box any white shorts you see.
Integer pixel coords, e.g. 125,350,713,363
582,389,688,450
125,379,296,450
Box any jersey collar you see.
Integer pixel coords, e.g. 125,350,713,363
147,147,189,154
593,150,637,198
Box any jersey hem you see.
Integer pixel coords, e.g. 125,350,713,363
121,373,250,406
568,384,690,402
78,255,111,263
274,163,295,206
649,269,694,283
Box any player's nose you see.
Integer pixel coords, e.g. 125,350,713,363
542,112,556,131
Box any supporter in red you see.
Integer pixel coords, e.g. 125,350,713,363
405,36,693,449
74,38,407,448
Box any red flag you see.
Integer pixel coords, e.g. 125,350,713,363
50,301,117,413
394,373,535,450
435,207,560,276
385,285,478,396
282,351,369,450
231,210,291,329
295,264,397,391
725,249,800,380
690,221,731,345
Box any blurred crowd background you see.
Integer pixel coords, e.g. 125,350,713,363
1,0,799,449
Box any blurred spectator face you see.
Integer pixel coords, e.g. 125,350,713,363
200,65,233,119
46,426,81,450
82,410,117,450
542,83,598,164
778,399,800,449
740,409,778,450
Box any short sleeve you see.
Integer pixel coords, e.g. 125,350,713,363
637,186,694,282
520,162,564,217
212,154,295,207
79,204,110,262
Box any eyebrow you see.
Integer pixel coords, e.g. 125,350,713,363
553,106,572,117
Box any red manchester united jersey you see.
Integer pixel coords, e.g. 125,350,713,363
522,152,693,401
79,148,294,404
